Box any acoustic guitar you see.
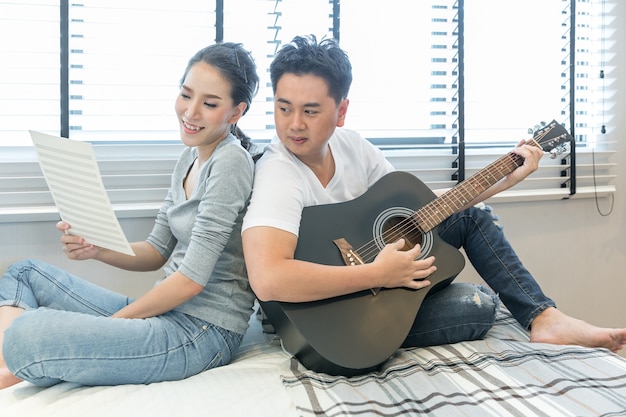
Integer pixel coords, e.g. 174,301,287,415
259,120,572,376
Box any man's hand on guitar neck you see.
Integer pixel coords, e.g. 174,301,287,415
501,139,544,189
434,140,544,210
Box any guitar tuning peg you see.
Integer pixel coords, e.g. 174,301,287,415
540,121,546,127
549,142,570,159
527,128,534,135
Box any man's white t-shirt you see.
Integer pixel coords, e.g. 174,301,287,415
242,128,394,237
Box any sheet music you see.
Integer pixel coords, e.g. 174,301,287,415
30,131,135,256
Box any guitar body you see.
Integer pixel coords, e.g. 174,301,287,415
259,171,466,376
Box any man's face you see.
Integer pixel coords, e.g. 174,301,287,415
273,73,348,164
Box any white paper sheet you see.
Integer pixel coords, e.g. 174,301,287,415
30,131,135,256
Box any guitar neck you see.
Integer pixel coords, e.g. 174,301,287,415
415,141,538,233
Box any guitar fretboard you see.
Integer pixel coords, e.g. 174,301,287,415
414,146,532,233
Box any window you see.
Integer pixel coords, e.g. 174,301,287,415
0,1,216,144
223,0,333,141
66,1,216,142
0,0,60,146
340,0,615,199
0,0,617,222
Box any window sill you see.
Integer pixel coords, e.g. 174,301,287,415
486,185,615,203
0,203,162,224
0,185,614,224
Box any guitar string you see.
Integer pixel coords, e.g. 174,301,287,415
348,128,556,264
352,129,558,262
350,153,523,264
351,151,526,263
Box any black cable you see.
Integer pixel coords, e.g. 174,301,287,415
591,148,613,216
592,0,612,216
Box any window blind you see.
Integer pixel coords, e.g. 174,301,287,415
0,0,617,223
224,0,334,142
0,0,60,146
341,1,454,141
66,0,216,142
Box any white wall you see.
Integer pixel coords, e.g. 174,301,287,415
1,3,624,354
0,217,160,298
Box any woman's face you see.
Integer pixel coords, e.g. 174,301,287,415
175,62,246,157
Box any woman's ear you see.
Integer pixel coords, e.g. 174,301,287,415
229,102,248,124
336,98,350,127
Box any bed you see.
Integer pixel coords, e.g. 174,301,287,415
1,304,626,417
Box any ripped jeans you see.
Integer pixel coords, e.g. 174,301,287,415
402,206,555,348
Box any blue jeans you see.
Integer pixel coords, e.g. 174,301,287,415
402,206,555,347
0,259,243,387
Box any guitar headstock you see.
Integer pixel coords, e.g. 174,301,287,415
527,120,572,158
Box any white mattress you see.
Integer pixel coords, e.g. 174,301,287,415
2,307,626,417
0,312,296,417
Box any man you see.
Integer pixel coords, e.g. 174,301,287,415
242,35,626,363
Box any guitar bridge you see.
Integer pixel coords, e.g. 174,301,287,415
333,238,380,296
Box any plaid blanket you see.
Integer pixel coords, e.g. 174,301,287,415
280,309,626,416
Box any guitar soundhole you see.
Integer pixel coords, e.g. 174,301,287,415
382,216,423,250
373,207,433,259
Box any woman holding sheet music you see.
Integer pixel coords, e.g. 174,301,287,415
0,42,260,389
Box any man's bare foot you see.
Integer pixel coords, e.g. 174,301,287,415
0,367,22,390
530,307,626,353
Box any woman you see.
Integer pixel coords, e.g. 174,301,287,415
0,42,260,389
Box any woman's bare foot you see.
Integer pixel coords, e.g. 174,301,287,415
0,367,22,390
530,307,626,353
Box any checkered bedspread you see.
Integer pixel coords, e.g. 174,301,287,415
280,309,626,416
